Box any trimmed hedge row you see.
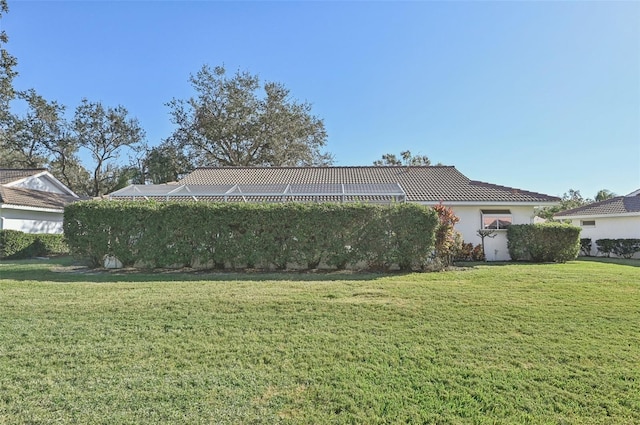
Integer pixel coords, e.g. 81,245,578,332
595,238,640,259
0,230,69,259
63,201,438,271
507,223,580,263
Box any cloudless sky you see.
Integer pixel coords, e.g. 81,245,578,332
4,0,640,199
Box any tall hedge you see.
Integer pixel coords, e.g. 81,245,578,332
507,223,580,263
64,201,438,271
0,230,69,259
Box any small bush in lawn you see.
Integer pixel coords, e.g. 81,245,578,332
507,223,580,263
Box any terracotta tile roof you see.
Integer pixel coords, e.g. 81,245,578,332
0,186,78,210
555,194,640,217
178,166,560,203
120,194,396,203
0,168,47,185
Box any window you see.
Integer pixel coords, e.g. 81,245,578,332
481,209,512,230
580,220,596,227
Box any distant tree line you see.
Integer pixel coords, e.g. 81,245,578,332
537,188,617,220
373,150,432,167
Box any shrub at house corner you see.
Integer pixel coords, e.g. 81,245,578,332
507,223,580,263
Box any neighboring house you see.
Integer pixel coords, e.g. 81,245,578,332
0,168,80,234
109,166,560,261
555,189,640,258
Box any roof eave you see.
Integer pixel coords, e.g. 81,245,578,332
0,203,65,213
555,212,640,220
414,200,560,206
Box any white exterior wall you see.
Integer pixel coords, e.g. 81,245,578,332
567,215,640,258
0,207,64,234
419,204,538,261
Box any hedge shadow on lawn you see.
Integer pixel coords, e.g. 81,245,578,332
455,258,640,268
575,257,640,268
454,261,552,268
0,258,400,283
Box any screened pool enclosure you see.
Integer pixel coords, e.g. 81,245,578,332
108,183,407,204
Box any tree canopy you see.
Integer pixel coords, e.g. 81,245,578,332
595,189,616,202
0,3,145,196
536,188,616,220
72,99,146,196
165,65,332,168
537,189,590,220
2,4,335,191
141,141,192,184
0,0,16,124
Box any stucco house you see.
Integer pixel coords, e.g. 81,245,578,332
554,189,640,258
109,166,560,261
0,168,79,234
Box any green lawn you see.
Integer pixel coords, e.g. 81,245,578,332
0,258,638,424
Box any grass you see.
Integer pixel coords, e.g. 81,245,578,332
0,258,639,424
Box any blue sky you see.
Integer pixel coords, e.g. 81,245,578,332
4,0,640,199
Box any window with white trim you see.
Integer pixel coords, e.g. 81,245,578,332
580,220,596,227
481,209,512,230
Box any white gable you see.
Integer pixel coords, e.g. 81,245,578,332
5,171,78,198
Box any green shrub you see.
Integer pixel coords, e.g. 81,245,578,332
579,238,592,256
0,230,32,259
471,244,485,261
433,204,460,266
35,234,70,256
595,239,640,259
0,230,68,259
611,239,640,259
453,241,485,262
507,223,580,263
64,200,438,271
595,239,617,258
454,241,474,261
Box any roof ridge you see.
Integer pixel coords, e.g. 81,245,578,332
469,179,561,201
194,165,456,170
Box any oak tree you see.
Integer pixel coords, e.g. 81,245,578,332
72,99,146,196
0,0,16,124
166,65,332,167
141,140,193,183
